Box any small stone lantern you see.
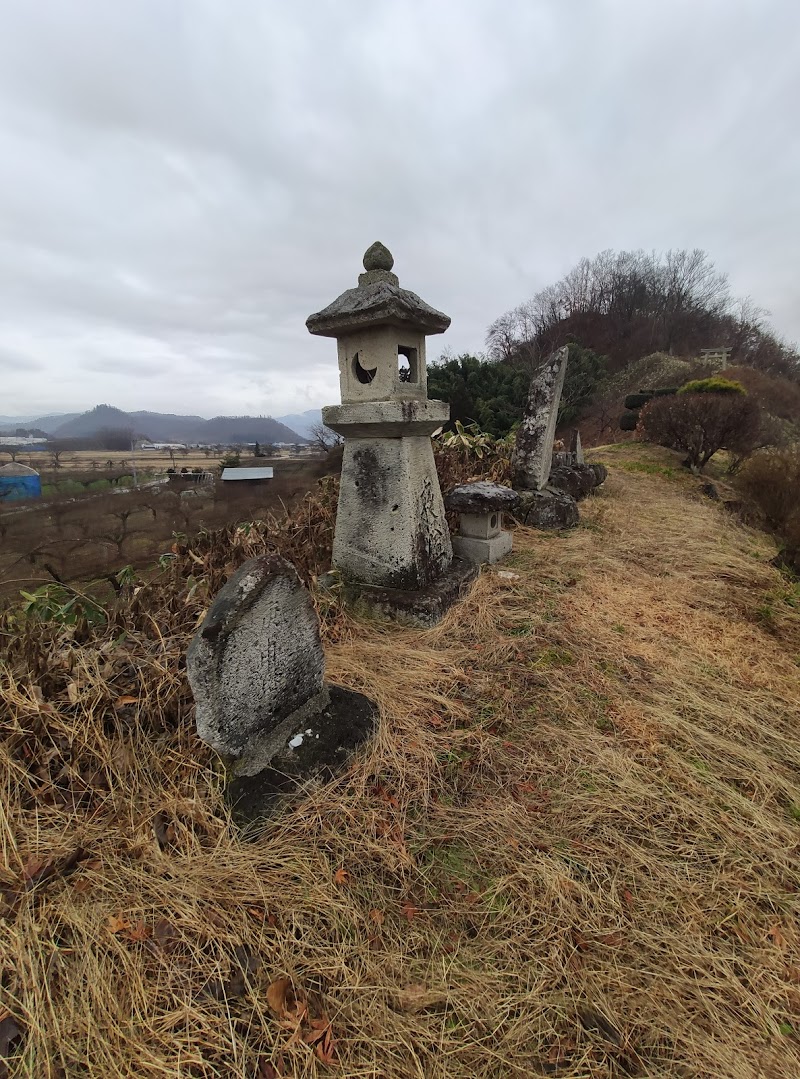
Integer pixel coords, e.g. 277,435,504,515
444,482,520,564
307,243,475,620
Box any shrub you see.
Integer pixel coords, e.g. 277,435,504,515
738,446,800,571
678,377,746,395
619,410,640,431
738,446,800,533
433,422,512,493
640,391,761,471
625,393,654,410
719,366,800,424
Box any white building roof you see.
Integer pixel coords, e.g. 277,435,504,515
0,462,39,476
221,467,274,481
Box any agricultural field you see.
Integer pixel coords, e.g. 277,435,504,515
0,454,332,602
2,448,316,494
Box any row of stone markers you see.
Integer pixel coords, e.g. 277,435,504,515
187,244,607,822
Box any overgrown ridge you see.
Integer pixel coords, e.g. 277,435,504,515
2,447,800,1078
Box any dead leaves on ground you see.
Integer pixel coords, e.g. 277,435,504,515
21,847,90,891
106,913,132,935
768,923,788,950
1,848,95,916
202,946,260,1002
392,983,448,1014
106,913,179,952
152,811,176,850
400,901,420,922
0,1011,23,1078
266,977,337,1065
256,1061,283,1079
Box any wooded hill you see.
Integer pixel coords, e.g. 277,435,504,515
427,249,799,441
487,248,798,379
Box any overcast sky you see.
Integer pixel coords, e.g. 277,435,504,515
0,0,798,420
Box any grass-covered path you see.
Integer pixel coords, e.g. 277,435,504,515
2,444,800,1077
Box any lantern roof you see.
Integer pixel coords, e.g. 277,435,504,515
306,242,451,338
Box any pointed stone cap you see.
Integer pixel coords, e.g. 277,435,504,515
363,241,394,272
306,242,451,338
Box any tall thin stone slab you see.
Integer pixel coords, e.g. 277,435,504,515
570,429,585,465
187,555,376,821
511,345,569,490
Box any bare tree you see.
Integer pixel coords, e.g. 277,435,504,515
309,422,343,453
485,301,543,372
482,246,800,384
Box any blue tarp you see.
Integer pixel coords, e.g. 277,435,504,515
0,474,42,501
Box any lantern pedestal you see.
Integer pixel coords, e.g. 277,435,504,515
341,559,478,629
323,398,452,592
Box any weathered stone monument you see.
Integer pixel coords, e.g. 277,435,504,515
511,346,579,528
444,481,520,564
512,345,570,491
570,429,584,465
187,555,376,821
511,347,604,527
307,242,476,624
552,430,585,470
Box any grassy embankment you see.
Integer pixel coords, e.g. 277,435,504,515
1,443,799,1078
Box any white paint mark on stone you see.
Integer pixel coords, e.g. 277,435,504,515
239,571,260,597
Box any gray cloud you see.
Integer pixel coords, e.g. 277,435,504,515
0,0,798,418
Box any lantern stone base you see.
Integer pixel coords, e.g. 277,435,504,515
452,530,513,565
332,434,452,590
343,558,479,628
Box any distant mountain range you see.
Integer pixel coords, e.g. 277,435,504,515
270,410,322,439
0,404,322,444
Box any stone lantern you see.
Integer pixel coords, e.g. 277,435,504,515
444,481,520,564
307,242,475,622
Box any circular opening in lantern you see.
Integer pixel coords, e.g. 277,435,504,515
353,351,377,384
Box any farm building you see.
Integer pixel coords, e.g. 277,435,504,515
221,466,274,487
0,462,42,501
167,469,215,488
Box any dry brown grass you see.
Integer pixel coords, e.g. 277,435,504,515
2,445,800,1077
